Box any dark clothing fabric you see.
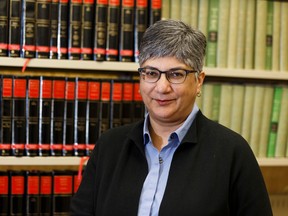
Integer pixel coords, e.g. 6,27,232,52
70,111,273,216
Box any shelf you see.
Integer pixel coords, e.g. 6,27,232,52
0,157,287,166
1,57,288,80
0,156,88,166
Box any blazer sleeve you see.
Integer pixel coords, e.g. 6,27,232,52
70,146,98,216
229,138,273,216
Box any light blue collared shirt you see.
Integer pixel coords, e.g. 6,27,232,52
137,105,199,216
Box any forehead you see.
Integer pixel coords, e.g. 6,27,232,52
141,56,188,70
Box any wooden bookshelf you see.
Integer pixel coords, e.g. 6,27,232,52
1,57,288,80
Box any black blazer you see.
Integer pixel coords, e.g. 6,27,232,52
70,111,272,216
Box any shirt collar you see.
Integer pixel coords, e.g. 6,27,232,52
143,105,199,145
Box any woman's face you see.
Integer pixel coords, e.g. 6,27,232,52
139,56,205,125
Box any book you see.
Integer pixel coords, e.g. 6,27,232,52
21,0,36,58
216,0,230,68
58,0,69,59
0,171,9,215
81,0,94,60
121,80,134,125
229,84,244,134
68,0,82,60
63,77,76,156
267,86,283,158
275,85,288,157
9,170,25,215
132,81,145,122
99,79,111,134
249,85,265,156
254,0,267,70
149,0,161,25
272,0,281,71
258,85,274,158
161,0,169,20
134,0,148,63
0,76,13,156
240,85,254,142
86,79,101,155
51,77,65,156
226,0,239,68
235,0,247,69
170,0,180,20
52,170,73,215
265,1,273,70
93,0,108,61
105,0,120,61
110,80,123,128
279,1,288,71
206,0,219,67
244,0,256,69
12,76,27,156
218,83,232,128
197,0,209,37
8,0,22,57
190,0,198,28
119,0,135,62
39,171,52,215
201,83,214,119
25,170,40,215
39,76,52,156
35,0,51,58
0,0,9,56
211,83,221,123
26,76,40,156
50,0,59,59
180,0,191,25
75,78,88,156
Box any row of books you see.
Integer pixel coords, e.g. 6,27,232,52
197,82,288,158
162,0,288,71
0,169,79,215
0,75,145,157
0,0,161,62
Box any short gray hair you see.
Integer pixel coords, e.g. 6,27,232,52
139,19,206,73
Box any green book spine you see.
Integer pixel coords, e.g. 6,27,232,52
267,86,283,157
206,0,219,67
211,83,221,123
265,1,273,70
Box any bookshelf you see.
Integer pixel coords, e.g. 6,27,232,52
0,156,288,167
1,57,288,80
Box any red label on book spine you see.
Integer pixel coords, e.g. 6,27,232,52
2,78,12,97
83,0,94,4
98,0,108,4
14,79,27,98
113,83,123,101
29,79,40,98
78,81,88,99
123,83,133,101
40,176,52,195
137,0,147,7
134,83,142,101
109,0,120,6
42,80,52,98
11,176,24,195
88,81,100,100
28,176,40,194
0,176,8,194
53,80,65,99
151,0,161,9
66,81,75,100
101,82,111,101
54,176,73,194
123,0,134,7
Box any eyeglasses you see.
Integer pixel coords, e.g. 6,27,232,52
138,67,198,84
